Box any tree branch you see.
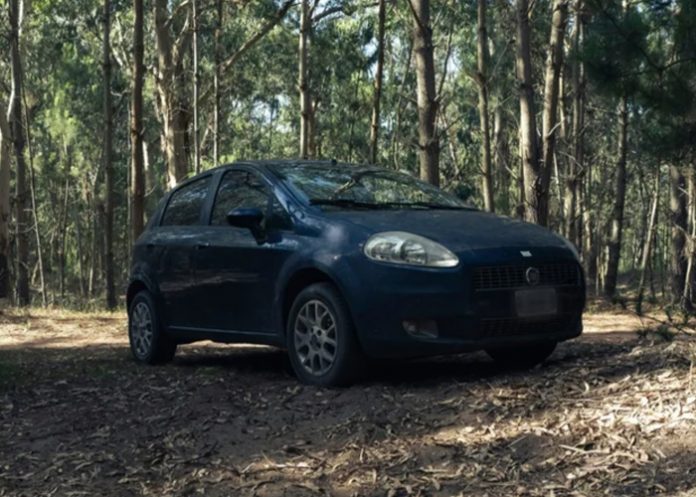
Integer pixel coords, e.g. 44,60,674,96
217,0,295,77
198,0,294,107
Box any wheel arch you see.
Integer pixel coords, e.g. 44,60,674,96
281,267,350,335
126,275,156,309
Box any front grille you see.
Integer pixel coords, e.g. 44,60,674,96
481,315,574,337
473,263,580,290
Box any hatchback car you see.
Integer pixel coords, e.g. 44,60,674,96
127,160,585,386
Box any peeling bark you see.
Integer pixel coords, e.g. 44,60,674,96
516,0,541,224
130,0,145,240
410,0,439,186
476,0,494,211
369,0,387,165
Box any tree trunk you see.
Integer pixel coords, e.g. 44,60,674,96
604,94,628,298
670,164,688,308
683,163,696,305
25,120,47,307
154,0,190,188
131,0,145,241
493,105,511,214
636,169,660,315
308,98,318,158
582,153,596,282
410,0,439,186
369,0,386,165
213,0,223,167
566,2,584,248
541,0,568,226
192,0,200,174
390,40,413,169
58,177,70,301
476,0,494,211
440,108,460,178
299,0,311,158
0,102,11,307
516,0,541,224
74,199,87,298
103,0,116,309
9,0,30,306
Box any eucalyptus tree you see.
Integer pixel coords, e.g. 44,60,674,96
213,0,223,166
584,1,650,298
299,0,311,158
0,102,10,306
568,0,586,252
153,0,191,188
541,0,569,225
515,0,541,224
9,0,30,305
409,0,439,186
102,0,116,309
369,0,387,164
475,0,494,211
130,0,145,240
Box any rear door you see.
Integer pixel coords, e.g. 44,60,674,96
153,175,213,329
194,168,295,335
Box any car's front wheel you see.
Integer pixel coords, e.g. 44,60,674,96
128,290,177,364
287,283,365,386
486,341,556,369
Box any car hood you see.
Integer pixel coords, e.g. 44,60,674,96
324,209,571,257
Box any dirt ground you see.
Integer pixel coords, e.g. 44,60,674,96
1,306,696,497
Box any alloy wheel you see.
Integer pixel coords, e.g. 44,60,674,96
131,301,154,359
293,299,338,376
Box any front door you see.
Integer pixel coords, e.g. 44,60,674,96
194,169,294,334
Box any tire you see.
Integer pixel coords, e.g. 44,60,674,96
128,290,177,364
286,283,365,387
486,341,556,370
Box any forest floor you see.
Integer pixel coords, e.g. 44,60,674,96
1,304,696,497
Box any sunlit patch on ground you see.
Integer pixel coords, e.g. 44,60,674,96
1,307,695,496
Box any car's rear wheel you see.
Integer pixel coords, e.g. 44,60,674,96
287,283,365,386
486,341,556,369
128,290,177,364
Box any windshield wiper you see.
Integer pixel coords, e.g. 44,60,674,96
379,201,474,210
310,199,475,211
309,198,386,209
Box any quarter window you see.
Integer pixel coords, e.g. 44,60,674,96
161,176,211,226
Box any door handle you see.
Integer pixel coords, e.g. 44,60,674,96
146,243,155,250
196,242,211,250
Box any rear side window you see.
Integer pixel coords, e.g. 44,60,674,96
161,176,211,226
211,171,269,225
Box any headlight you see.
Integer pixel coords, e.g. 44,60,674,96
364,231,459,268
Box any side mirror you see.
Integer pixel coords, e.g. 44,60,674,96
226,207,266,242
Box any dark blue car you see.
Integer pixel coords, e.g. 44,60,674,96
127,160,585,386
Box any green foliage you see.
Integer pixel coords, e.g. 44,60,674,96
2,0,696,307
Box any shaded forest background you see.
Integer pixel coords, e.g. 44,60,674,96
0,0,695,312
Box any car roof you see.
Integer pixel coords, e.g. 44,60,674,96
176,159,378,186
227,159,373,172
168,159,393,197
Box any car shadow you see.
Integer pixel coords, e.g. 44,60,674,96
168,335,643,388
173,344,294,377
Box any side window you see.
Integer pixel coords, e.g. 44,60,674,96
211,171,270,226
161,176,211,226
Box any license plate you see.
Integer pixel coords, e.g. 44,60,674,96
515,288,557,318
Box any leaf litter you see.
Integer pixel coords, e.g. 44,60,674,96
0,308,695,496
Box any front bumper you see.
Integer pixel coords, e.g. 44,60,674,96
339,254,585,359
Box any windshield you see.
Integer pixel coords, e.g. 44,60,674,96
269,163,470,210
